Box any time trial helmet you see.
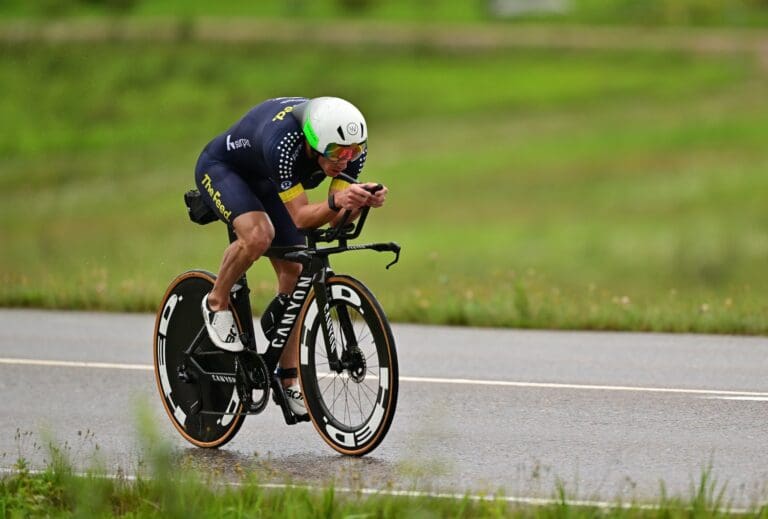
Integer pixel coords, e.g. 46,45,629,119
301,97,367,162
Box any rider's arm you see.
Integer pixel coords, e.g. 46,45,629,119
284,191,342,229
284,183,386,229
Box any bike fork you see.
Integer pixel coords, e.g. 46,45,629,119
313,269,345,372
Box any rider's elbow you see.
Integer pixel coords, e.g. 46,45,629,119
292,213,316,230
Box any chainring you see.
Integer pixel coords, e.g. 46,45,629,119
236,350,271,414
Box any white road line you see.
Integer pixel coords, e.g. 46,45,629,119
1,357,767,399
703,396,768,402
0,357,150,371
399,375,768,398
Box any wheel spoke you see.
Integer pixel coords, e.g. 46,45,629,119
355,383,366,423
358,381,375,408
329,376,345,409
320,375,336,395
345,382,351,425
359,380,379,399
344,377,363,417
356,324,371,344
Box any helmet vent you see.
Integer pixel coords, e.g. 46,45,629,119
336,126,345,141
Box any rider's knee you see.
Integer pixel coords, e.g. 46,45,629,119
241,223,274,261
279,261,302,284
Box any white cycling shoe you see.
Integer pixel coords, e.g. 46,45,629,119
201,294,244,353
284,384,307,416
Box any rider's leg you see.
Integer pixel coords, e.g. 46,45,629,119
207,211,275,311
269,257,307,416
249,178,306,416
278,324,305,416
271,257,302,295
260,256,299,341
195,160,273,351
270,258,302,387
201,211,274,351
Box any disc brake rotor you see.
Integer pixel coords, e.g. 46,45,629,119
346,347,367,383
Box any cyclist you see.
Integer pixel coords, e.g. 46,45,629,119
194,96,388,416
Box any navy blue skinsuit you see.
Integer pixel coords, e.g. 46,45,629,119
194,97,367,246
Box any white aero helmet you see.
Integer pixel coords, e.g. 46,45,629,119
301,97,367,161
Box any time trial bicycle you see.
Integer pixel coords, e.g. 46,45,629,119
153,176,400,456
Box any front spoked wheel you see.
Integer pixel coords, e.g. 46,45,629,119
298,275,398,456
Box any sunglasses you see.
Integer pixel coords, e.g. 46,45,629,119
322,142,367,163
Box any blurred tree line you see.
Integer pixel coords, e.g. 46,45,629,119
6,0,768,26
569,0,768,25
23,0,137,17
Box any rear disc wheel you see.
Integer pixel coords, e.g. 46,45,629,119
153,270,246,448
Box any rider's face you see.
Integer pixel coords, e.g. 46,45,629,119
318,155,349,177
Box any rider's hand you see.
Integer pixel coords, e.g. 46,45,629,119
336,184,372,210
334,183,388,211
363,182,387,208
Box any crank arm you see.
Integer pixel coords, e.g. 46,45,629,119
270,376,310,425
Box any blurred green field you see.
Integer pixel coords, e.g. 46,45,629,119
1,35,767,333
3,0,768,27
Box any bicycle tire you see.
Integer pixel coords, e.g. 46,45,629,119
153,270,246,448
298,275,398,456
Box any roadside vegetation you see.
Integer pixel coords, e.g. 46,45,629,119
0,447,761,518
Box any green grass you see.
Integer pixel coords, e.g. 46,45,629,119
3,0,768,27
4,466,763,518
3,461,757,518
0,439,761,519
1,38,767,333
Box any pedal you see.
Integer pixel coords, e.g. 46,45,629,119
271,376,304,425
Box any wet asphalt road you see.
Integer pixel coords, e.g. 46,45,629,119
1,309,767,506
